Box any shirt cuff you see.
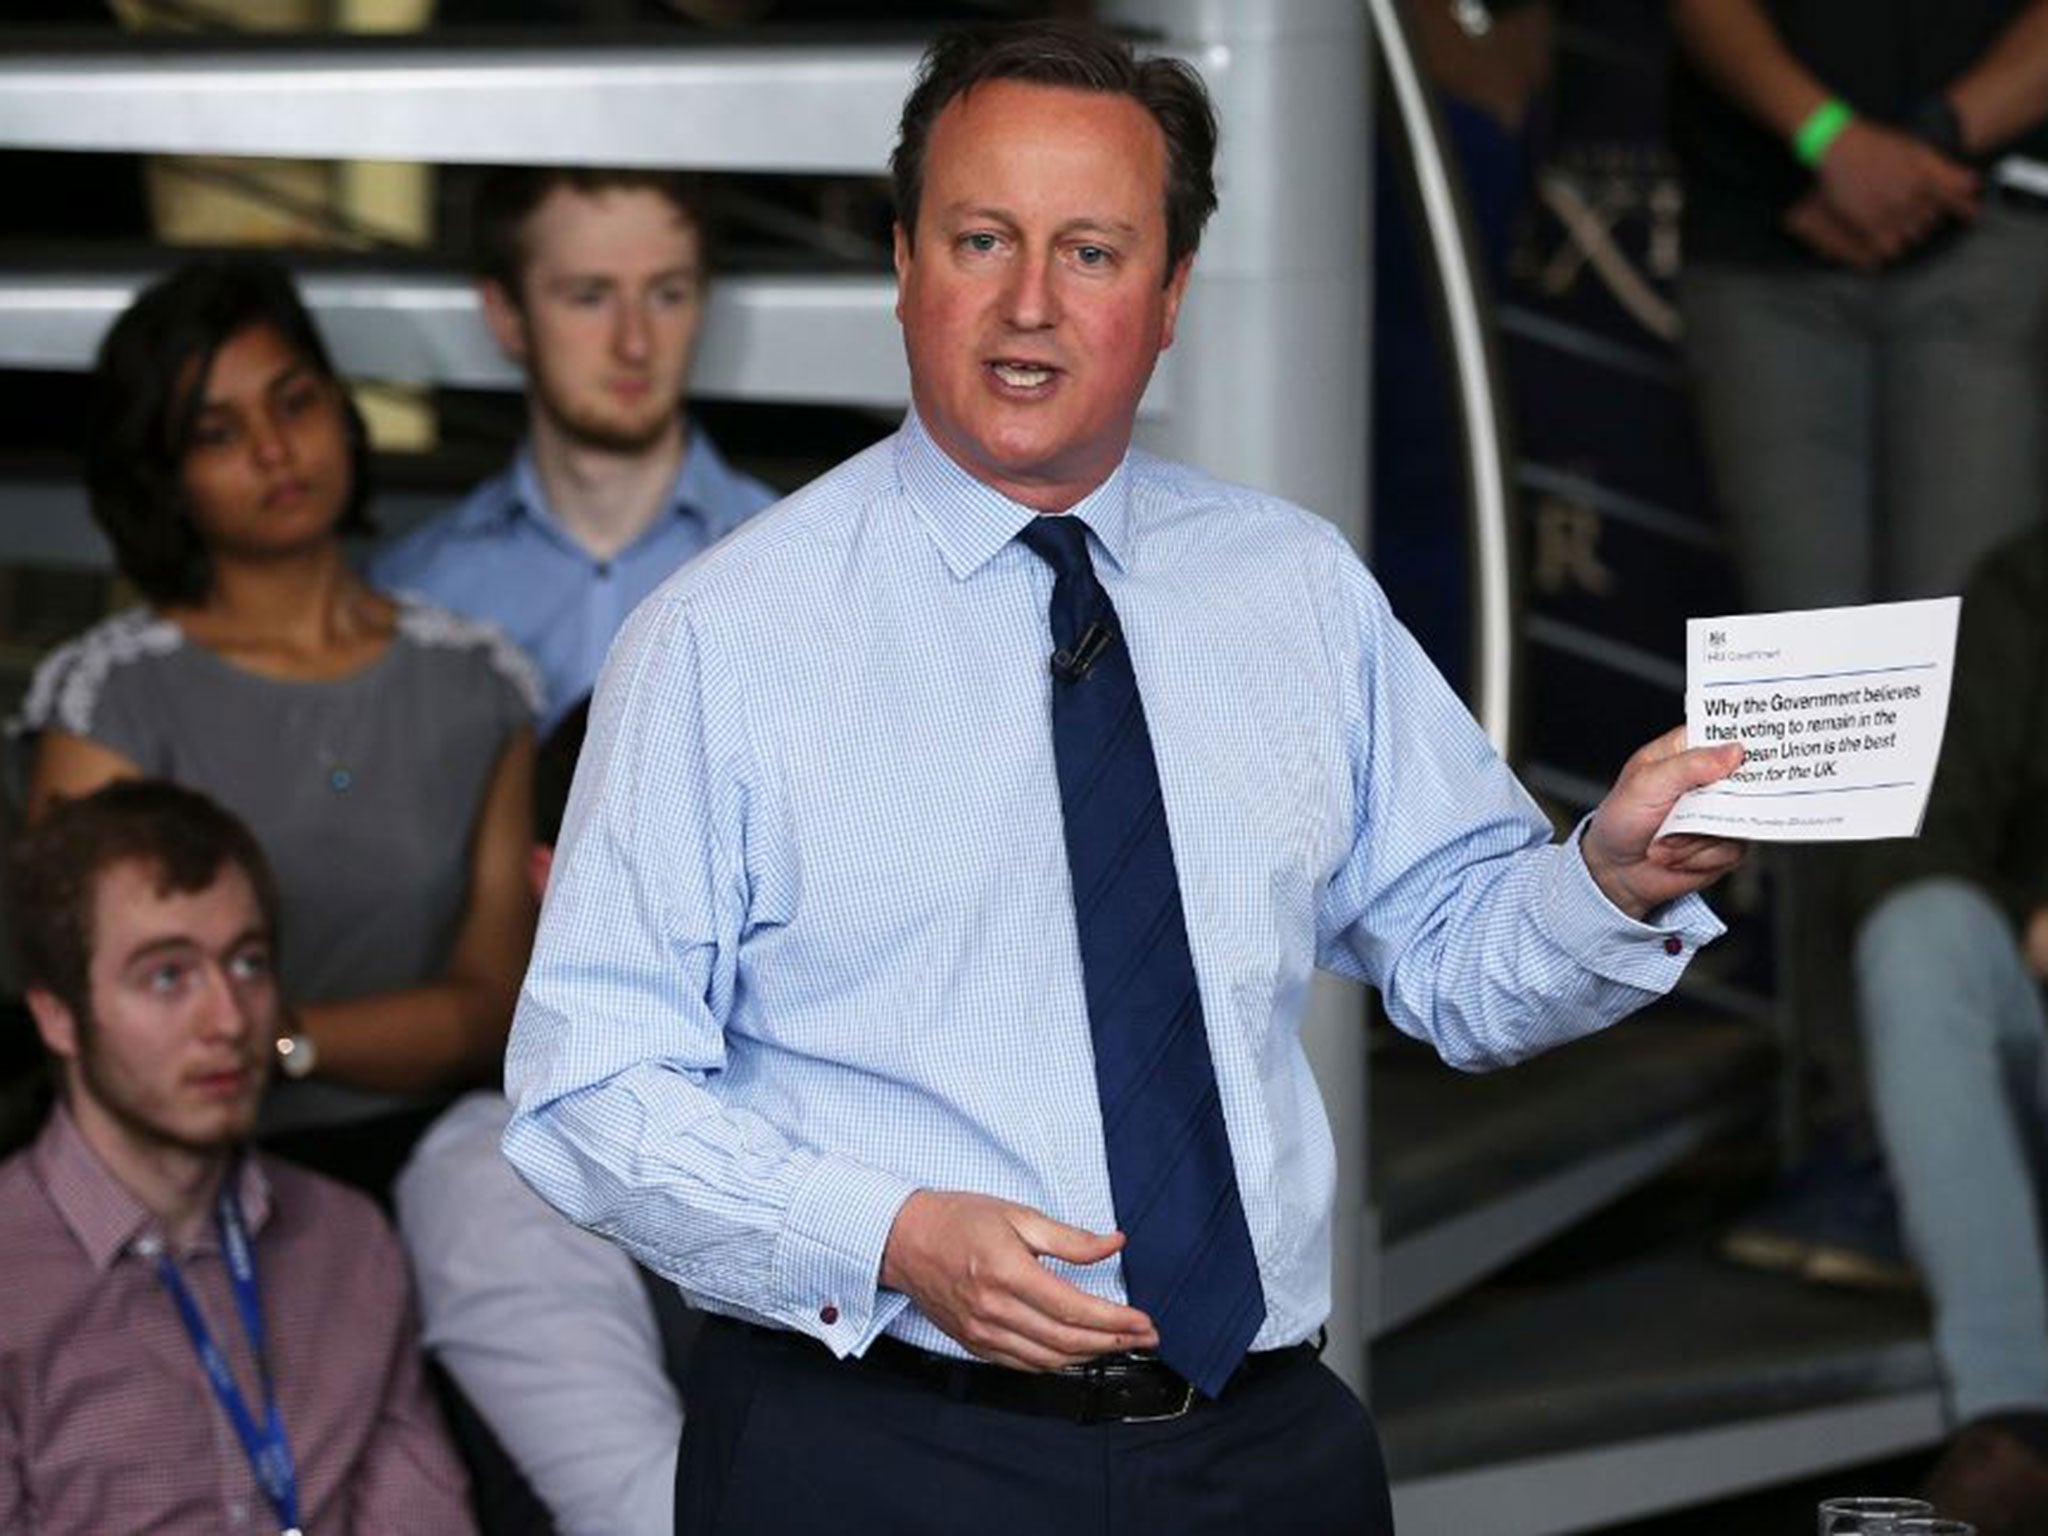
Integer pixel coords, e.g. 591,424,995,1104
774,1152,919,1357
1538,818,1727,990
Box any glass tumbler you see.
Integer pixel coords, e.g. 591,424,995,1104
1818,1496,1936,1534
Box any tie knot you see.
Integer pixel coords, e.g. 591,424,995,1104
1016,514,1095,584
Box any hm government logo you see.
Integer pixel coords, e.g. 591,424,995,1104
1702,630,1782,666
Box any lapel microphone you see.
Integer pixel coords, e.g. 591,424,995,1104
1052,621,1118,683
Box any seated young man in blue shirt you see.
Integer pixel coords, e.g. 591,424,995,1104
374,168,776,731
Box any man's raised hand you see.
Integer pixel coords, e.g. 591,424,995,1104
1582,726,1747,921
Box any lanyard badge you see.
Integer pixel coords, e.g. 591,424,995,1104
153,1171,302,1536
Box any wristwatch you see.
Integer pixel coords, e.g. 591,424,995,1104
1907,93,1968,160
275,1031,319,1081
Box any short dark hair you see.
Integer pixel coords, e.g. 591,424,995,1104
8,780,281,1024
890,19,1220,281
472,168,713,298
534,694,592,847
87,257,374,607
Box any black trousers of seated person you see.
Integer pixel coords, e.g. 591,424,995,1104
675,1318,1394,1535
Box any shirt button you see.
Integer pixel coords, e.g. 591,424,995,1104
1663,935,1684,956
595,562,612,579
819,1303,840,1326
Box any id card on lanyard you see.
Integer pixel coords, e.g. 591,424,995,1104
153,1170,302,1536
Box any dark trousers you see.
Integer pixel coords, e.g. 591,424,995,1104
676,1319,1394,1535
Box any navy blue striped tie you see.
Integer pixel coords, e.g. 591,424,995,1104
1017,513,1266,1398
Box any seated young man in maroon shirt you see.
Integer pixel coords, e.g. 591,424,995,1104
0,780,474,1534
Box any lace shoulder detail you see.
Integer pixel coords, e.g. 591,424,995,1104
9,609,184,738
392,595,545,720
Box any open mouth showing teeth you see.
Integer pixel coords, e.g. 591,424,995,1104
991,362,1056,388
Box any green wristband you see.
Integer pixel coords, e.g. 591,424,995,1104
1794,98,1855,169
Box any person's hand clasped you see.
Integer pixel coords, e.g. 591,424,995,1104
1581,726,1748,922
1783,190,1889,269
879,1189,1157,1372
1808,118,1978,266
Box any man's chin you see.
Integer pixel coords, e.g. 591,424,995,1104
187,1110,261,1148
550,404,679,456
167,1092,265,1149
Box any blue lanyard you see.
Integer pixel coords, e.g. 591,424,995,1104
152,1175,302,1536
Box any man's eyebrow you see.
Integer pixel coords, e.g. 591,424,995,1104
538,265,700,292
117,927,270,968
116,935,200,968
938,201,1022,228
1061,216,1143,241
937,204,1144,242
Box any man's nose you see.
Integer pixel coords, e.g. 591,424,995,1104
615,298,654,361
197,966,262,1044
1000,252,1059,330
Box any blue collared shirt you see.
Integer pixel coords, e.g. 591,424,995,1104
371,427,776,731
504,412,1722,1363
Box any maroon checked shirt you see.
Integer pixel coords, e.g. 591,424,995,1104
0,1107,474,1533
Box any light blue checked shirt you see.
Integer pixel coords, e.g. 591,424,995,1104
371,427,776,732
503,412,1723,1363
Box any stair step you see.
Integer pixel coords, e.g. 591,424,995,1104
1375,1240,1940,1532
1379,1243,1933,1475
1370,1010,1776,1329
1373,1011,1776,1236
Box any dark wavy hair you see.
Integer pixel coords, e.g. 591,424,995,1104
8,779,281,1026
890,19,1221,283
86,257,374,606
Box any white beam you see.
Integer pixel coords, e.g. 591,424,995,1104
0,41,921,172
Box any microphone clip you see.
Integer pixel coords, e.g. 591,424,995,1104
1051,621,1118,683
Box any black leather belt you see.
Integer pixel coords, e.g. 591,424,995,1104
718,1317,1321,1424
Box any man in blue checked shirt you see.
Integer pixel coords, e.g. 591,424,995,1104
373,167,777,733
505,20,1747,1535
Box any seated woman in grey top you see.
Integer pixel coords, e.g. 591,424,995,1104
14,258,540,1169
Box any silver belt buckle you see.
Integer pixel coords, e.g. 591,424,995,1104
1120,1377,1197,1424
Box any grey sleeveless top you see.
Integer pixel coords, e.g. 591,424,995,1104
12,598,541,1130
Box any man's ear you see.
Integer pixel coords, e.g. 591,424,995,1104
892,222,912,323
480,279,530,364
1158,254,1195,353
528,844,555,907
24,986,80,1068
